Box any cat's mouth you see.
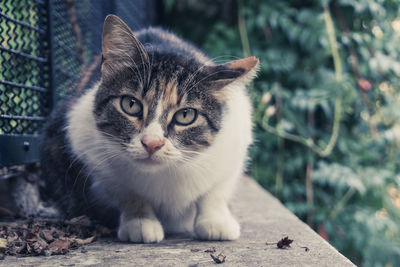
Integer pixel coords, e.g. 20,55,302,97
136,157,163,165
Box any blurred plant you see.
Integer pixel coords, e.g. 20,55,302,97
164,0,400,266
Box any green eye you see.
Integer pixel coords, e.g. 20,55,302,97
120,95,143,117
174,108,198,126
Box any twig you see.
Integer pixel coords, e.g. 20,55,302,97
329,187,357,219
320,4,343,157
259,5,343,158
237,0,251,57
74,53,102,94
306,109,315,226
276,96,284,197
334,5,378,138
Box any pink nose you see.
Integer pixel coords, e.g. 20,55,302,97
141,135,165,156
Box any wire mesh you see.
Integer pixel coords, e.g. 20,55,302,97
0,0,49,135
0,0,158,165
50,0,158,102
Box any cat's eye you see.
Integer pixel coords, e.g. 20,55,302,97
173,108,197,126
120,95,143,117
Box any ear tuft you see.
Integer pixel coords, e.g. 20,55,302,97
226,56,259,77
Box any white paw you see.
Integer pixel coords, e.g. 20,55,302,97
118,218,164,243
194,214,240,241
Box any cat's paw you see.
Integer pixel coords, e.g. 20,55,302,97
117,218,164,243
194,214,240,241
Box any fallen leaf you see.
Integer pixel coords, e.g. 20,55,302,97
210,252,226,264
14,242,26,254
67,216,92,226
0,238,7,260
300,246,310,252
0,218,112,257
26,243,33,254
32,237,48,255
48,239,72,255
41,229,54,242
0,238,7,251
6,233,19,243
74,236,95,245
25,232,38,242
204,247,216,253
277,236,293,249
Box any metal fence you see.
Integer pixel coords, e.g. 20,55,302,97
0,0,159,166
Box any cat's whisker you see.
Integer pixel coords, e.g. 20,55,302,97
109,44,146,86
119,49,145,85
71,148,122,191
65,141,123,185
142,42,155,88
80,152,121,200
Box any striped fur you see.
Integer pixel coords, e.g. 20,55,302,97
40,15,259,243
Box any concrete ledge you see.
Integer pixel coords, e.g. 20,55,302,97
1,177,355,266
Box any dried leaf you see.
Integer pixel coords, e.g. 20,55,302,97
41,229,54,242
67,216,92,226
48,239,72,255
14,242,26,254
204,247,216,253
74,236,95,245
0,238,6,260
26,243,32,254
0,238,7,252
25,232,38,242
301,246,310,252
32,238,48,255
6,233,19,243
277,236,293,249
0,218,111,257
210,252,226,264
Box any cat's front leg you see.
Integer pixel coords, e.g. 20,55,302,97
117,199,164,243
194,193,240,241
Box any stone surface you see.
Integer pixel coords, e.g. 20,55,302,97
0,177,355,267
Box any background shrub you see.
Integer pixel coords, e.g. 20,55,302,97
164,0,400,266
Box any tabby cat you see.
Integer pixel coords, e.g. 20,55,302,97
40,15,259,243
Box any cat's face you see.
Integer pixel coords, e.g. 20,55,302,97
93,15,258,170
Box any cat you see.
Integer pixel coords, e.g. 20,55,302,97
40,15,259,243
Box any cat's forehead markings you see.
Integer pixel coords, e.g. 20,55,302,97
162,78,180,109
144,97,164,137
143,79,158,103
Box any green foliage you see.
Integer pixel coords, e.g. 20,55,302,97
165,0,400,265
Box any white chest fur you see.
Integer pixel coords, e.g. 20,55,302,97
67,82,252,224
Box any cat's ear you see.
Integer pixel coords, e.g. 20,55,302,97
101,15,148,77
204,56,259,89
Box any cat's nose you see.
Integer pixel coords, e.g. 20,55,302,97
141,135,165,156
